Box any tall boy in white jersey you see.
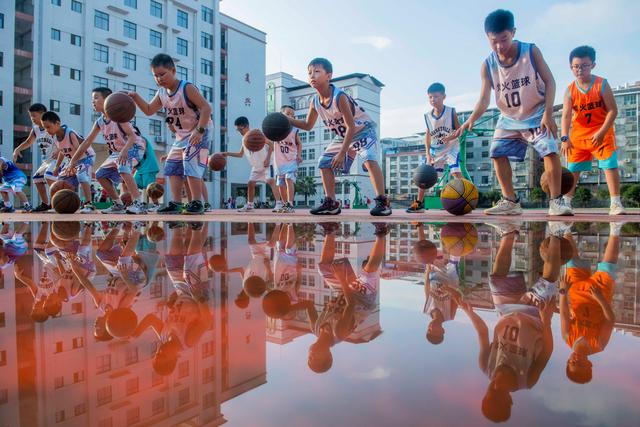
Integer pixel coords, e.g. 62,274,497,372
288,58,391,216
13,103,59,212
408,83,462,213
128,54,213,215
454,9,572,216
273,105,302,213
66,87,147,214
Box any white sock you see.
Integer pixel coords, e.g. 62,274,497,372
610,196,621,206
6,202,12,208
564,195,573,203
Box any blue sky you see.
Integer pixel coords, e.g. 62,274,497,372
220,0,640,137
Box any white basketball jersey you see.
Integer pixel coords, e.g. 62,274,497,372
96,116,145,152
424,106,458,151
55,125,94,160
33,126,57,159
314,85,373,138
274,128,299,166
486,41,546,129
157,80,212,140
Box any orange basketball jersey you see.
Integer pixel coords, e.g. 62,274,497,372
568,76,615,142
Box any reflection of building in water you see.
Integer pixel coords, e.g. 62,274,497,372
0,223,267,426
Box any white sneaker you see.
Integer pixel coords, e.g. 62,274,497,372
487,221,522,237
238,204,254,212
563,197,573,210
548,221,573,237
101,203,125,214
126,201,147,215
272,201,284,213
146,203,159,213
609,201,626,216
548,197,573,216
80,203,96,214
484,198,523,216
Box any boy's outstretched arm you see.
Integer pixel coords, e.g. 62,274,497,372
128,92,163,116
13,130,36,162
69,124,100,168
453,62,492,138
531,46,557,138
288,104,318,132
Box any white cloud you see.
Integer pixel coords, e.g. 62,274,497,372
351,36,392,50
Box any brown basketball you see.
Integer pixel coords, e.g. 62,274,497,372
50,179,75,197
208,254,227,272
208,153,226,171
120,192,133,206
540,167,575,196
105,307,138,338
52,189,81,214
52,221,81,240
243,129,266,152
146,223,165,242
104,92,136,123
146,182,164,200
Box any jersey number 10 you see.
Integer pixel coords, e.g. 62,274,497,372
505,92,522,109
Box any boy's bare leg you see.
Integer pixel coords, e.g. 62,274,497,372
364,160,385,196
542,153,562,199
493,157,516,200
320,168,336,199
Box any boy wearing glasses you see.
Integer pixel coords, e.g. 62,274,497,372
560,46,624,215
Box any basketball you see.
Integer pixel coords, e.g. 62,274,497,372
413,239,438,264
146,182,164,200
441,178,478,216
412,164,438,190
262,289,291,319
440,223,478,257
243,129,266,152
208,254,227,272
104,92,136,123
540,236,574,265
52,189,81,214
262,112,292,142
208,153,226,171
146,223,165,242
105,307,138,338
50,178,77,197
540,167,575,196
120,192,133,206
243,275,267,298
52,221,81,240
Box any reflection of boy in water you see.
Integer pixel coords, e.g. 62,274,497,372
560,223,620,384
460,225,559,423
307,223,385,374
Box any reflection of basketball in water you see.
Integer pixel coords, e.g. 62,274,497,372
441,178,478,216
208,255,227,272
540,236,574,265
105,307,138,338
52,221,81,240
146,223,165,242
262,289,291,319
244,275,267,298
441,223,478,257
413,240,438,264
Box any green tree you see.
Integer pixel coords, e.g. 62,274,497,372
295,175,317,206
596,186,610,201
529,187,546,203
574,187,592,206
622,184,640,207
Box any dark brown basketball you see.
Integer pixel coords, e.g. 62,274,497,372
208,153,226,171
104,92,136,123
146,182,164,200
243,129,266,152
243,275,267,298
120,192,133,206
105,307,138,338
541,167,575,196
50,179,75,197
52,221,81,240
208,254,227,272
52,189,81,214
146,223,165,242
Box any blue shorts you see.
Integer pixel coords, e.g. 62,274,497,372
96,147,144,184
491,127,558,162
318,125,379,174
75,156,95,184
0,176,28,194
163,128,211,178
275,162,298,186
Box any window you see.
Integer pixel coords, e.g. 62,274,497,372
71,0,82,13
177,38,188,56
96,354,111,374
324,129,331,140
50,100,60,112
70,103,81,115
148,89,157,101
124,21,137,39
74,404,86,416
0,312,4,327
151,372,164,387
0,350,6,366
126,377,139,396
72,337,84,348
94,43,108,62
202,341,214,357
0,90,3,107
126,347,138,365
152,398,164,415
178,361,189,378
308,167,315,177
177,10,188,28
94,10,109,31
201,59,213,76
309,148,315,160
308,131,315,142
55,410,65,423
0,13,3,29
54,376,64,389
149,119,161,136
481,151,489,158
178,388,190,406
201,32,213,50
203,366,215,383
123,83,136,92
70,68,81,80
482,176,489,184
150,29,162,48
93,76,108,88
51,28,61,41
301,150,307,161
97,386,112,406
51,0,61,5
123,52,136,70
99,419,112,427
176,66,187,81
202,6,213,23
70,34,82,46
201,85,213,102
126,408,140,426
125,0,137,9
204,392,215,409
150,1,162,18
300,132,307,143
73,371,85,383
51,64,61,76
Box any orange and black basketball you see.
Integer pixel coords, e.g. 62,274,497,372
52,221,81,241
208,153,226,171
52,189,81,214
146,182,164,200
104,92,136,123
243,129,266,152
540,167,575,196
50,179,76,197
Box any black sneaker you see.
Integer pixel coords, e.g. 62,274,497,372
158,201,184,215
21,204,33,213
32,203,51,213
185,200,204,215
374,222,390,237
168,221,186,229
204,202,212,212
406,199,425,213
1,205,15,213
189,221,204,230
370,195,392,216
310,198,341,215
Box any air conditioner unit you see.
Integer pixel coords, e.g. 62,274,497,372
625,173,632,178
107,66,114,72
625,159,632,163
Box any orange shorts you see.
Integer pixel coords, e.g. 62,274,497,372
567,135,617,171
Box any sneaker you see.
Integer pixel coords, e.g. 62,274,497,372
563,197,573,211
310,198,341,215
406,199,425,213
185,200,204,215
238,204,254,213
80,203,96,214
204,202,212,212
370,195,392,217
189,221,204,230
126,200,147,215
158,201,184,215
21,204,33,213
484,198,523,216
548,221,573,237
32,203,51,213
168,221,186,229
609,200,626,216
1,205,15,213
548,197,573,216
272,201,284,213
0,201,4,209
487,221,522,237
374,222,390,236
101,203,126,214
146,203,160,213
279,203,295,213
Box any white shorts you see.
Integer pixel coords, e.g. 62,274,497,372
275,161,298,186
33,158,58,183
249,167,270,182
427,147,461,173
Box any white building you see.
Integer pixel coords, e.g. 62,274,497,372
1,0,265,208
265,72,384,207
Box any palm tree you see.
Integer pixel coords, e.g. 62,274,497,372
295,175,317,206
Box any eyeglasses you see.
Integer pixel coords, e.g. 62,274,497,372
571,64,593,71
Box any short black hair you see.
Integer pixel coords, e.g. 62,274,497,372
28,103,47,113
570,45,596,63
308,58,333,74
484,9,515,34
92,87,113,98
41,111,61,123
427,82,446,94
281,105,295,111
234,116,249,127
151,53,175,69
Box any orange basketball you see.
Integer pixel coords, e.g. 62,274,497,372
52,189,81,214
243,129,266,152
146,182,164,200
208,153,226,171
50,179,75,197
540,167,575,196
104,92,136,123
